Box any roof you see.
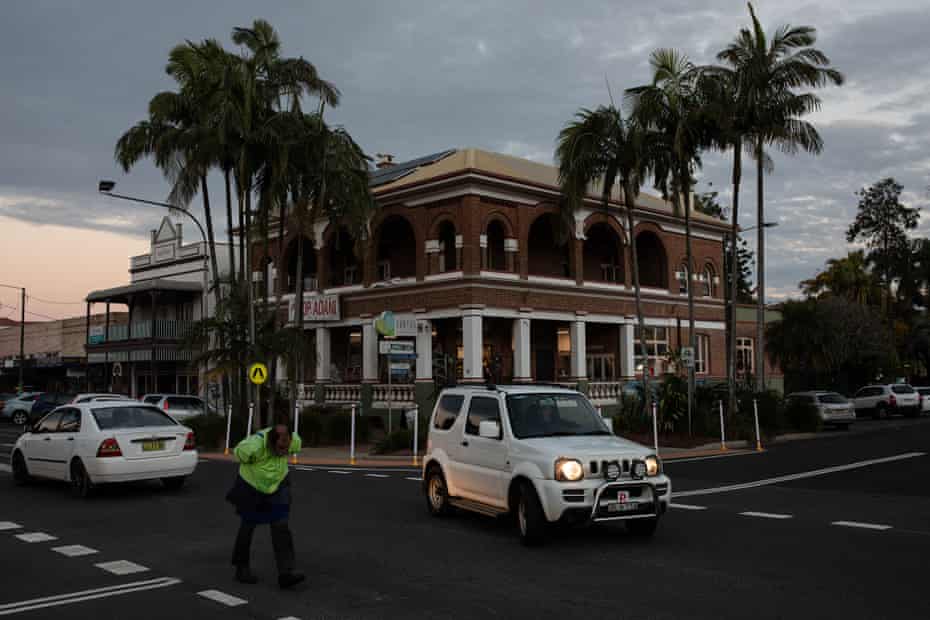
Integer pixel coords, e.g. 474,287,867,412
371,148,724,225
441,384,581,396
86,279,202,303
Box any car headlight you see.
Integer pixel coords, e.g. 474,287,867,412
555,458,584,482
645,455,662,477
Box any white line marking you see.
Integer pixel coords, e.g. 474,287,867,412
365,473,389,478
0,464,10,473
406,477,423,482
0,522,22,531
95,560,149,575
675,452,927,498
15,532,57,543
52,545,98,557
832,521,892,531
327,470,353,475
198,589,247,607
277,617,301,620
299,466,418,473
670,503,707,510
0,577,180,616
667,452,762,464
740,511,793,520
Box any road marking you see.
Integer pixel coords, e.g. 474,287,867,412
327,470,353,475
0,522,22,531
667,452,761,464
675,452,927,498
53,545,98,557
297,466,418,473
15,532,57,543
740,511,793,520
365,473,389,478
0,577,181,616
277,617,301,620
198,589,247,607
406,477,423,482
95,560,149,575
832,521,892,531
670,503,707,510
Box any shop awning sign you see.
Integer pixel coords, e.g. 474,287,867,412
290,294,340,322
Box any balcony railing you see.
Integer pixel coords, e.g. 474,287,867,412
324,383,362,403
89,320,193,344
588,381,623,403
372,384,415,406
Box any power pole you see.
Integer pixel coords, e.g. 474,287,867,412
19,288,25,392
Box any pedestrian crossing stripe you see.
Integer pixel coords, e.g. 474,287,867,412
248,362,268,385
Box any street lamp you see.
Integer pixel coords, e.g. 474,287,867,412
98,180,207,245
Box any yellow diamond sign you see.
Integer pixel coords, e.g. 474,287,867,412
249,362,268,386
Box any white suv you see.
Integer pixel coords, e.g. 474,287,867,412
852,384,921,419
422,385,671,545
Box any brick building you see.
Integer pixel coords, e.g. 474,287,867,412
249,148,780,416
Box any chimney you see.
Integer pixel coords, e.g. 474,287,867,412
375,153,396,169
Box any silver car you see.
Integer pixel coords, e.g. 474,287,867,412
787,391,855,429
2,392,42,426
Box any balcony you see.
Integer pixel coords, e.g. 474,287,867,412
89,320,194,344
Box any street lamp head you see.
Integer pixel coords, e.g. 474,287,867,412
762,221,779,229
98,180,116,193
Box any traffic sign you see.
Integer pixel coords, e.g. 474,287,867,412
248,362,268,385
681,346,695,368
379,340,415,356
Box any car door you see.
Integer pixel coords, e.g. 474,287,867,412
456,395,509,507
44,408,81,481
24,411,64,477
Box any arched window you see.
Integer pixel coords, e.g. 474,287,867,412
376,216,417,280
329,227,360,287
583,222,624,283
486,220,507,271
528,213,571,278
635,231,668,288
677,263,690,295
437,220,457,272
703,264,715,297
285,235,317,293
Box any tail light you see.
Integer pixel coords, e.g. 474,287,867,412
163,400,170,411
889,394,897,407
184,432,196,451
97,437,122,458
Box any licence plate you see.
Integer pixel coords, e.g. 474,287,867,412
608,502,638,513
142,440,165,452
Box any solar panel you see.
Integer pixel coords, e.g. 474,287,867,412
369,149,457,187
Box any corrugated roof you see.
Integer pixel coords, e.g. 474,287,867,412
86,279,202,303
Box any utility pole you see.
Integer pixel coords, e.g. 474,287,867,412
19,287,25,392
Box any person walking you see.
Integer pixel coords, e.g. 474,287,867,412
227,417,305,589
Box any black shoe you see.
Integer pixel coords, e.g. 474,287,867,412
278,572,306,589
235,566,259,584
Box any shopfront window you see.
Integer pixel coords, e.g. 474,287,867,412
634,326,669,375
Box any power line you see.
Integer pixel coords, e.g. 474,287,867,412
0,303,59,322
25,295,85,306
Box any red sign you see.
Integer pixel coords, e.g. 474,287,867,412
291,294,340,322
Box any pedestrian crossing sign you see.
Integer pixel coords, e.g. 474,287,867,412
249,362,268,385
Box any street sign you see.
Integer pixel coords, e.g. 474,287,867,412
89,325,105,344
379,340,415,356
248,362,269,385
112,362,122,378
681,346,695,368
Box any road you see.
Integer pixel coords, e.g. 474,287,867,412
1,419,929,619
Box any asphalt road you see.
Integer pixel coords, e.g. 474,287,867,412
1,419,929,619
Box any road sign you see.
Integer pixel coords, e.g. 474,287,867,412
248,362,268,385
681,346,695,368
112,362,122,378
379,340,415,356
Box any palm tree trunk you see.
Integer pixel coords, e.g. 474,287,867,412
755,139,765,392
200,176,222,312
728,139,742,422
224,168,236,279
682,176,696,437
623,183,653,418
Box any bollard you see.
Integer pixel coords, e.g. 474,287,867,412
412,407,419,467
753,399,763,452
350,403,357,466
246,402,254,437
719,400,727,451
651,401,659,455
292,402,300,465
223,404,233,456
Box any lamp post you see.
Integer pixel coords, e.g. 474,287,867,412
0,284,26,393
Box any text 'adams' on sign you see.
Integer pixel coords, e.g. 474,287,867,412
290,294,340,322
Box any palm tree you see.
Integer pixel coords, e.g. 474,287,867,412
717,3,843,391
801,250,880,306
556,106,660,416
627,49,712,434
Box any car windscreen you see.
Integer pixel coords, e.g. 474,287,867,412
817,393,848,404
506,393,609,439
91,405,179,430
919,388,930,395
892,385,915,394
143,396,161,404
166,397,203,410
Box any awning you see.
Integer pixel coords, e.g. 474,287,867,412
86,279,202,304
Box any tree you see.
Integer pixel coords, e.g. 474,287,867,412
555,105,662,416
800,250,880,306
726,236,755,304
716,2,843,391
846,178,919,313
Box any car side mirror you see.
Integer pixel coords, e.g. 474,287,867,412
478,420,501,439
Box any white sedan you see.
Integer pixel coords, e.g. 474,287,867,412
10,401,198,497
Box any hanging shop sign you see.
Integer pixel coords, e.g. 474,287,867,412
374,311,416,338
290,294,340,322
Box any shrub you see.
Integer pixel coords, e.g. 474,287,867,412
371,415,428,454
182,414,227,451
733,389,785,441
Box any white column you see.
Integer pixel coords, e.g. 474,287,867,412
462,308,484,382
570,316,587,380
315,327,331,382
416,318,433,381
619,323,635,379
512,315,531,381
362,320,378,382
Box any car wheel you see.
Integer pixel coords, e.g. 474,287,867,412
425,467,451,517
627,517,660,537
70,460,93,499
12,411,27,426
11,451,30,486
516,481,546,547
161,476,186,491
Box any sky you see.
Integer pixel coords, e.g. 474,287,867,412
3,0,930,320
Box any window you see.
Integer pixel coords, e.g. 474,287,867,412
695,334,710,374
166,397,204,413
736,337,754,374
634,327,670,374
58,408,81,433
892,385,915,394
506,393,609,439
92,406,178,430
677,264,689,294
465,397,501,437
703,266,715,297
817,393,848,404
433,394,465,431
36,411,64,433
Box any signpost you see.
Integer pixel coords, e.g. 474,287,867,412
248,363,268,386
681,346,695,368
89,325,105,345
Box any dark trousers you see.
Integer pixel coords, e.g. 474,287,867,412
231,519,295,575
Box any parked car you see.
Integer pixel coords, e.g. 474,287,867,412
0,393,17,410
24,392,75,424
140,394,211,420
786,391,855,429
71,393,133,404
852,384,921,419
916,387,930,414
1,392,42,426
422,385,670,545
10,401,197,496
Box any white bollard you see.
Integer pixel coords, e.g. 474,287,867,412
246,402,254,437
753,399,763,452
350,403,357,465
292,402,301,465
719,400,727,451
412,407,419,467
651,401,659,455
224,404,233,456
